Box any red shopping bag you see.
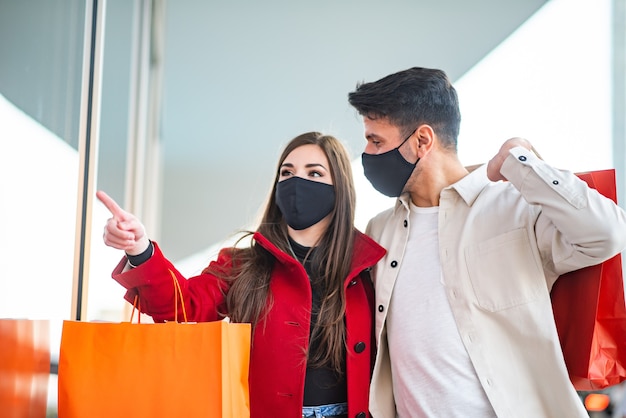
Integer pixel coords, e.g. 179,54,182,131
551,169,626,390
57,271,251,418
0,319,50,418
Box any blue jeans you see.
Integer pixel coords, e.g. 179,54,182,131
302,402,348,418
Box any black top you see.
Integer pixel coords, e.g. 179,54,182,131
288,237,347,407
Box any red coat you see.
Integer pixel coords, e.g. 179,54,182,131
112,230,386,418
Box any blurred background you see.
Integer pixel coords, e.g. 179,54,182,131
0,0,624,416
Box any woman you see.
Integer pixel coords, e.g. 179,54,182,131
97,132,386,418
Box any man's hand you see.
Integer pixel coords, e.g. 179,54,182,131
96,190,150,255
487,137,533,182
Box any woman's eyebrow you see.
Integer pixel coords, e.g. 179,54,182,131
305,163,327,170
280,162,327,170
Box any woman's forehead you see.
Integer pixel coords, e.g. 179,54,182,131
283,144,328,165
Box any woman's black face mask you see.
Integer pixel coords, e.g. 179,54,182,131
275,176,336,230
361,130,419,197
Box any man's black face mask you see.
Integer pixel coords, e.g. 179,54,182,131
361,130,419,197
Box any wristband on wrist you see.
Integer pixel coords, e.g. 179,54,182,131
126,241,154,268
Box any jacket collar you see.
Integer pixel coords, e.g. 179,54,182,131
251,230,386,278
392,163,491,211
447,163,491,206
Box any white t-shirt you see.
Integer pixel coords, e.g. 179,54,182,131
387,203,496,418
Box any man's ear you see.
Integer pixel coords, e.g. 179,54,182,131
414,124,435,158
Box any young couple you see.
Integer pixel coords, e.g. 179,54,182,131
98,67,626,418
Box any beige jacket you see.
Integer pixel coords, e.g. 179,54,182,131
365,147,626,418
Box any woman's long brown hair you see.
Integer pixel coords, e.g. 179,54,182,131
206,131,356,374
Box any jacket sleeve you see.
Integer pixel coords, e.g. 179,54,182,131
501,146,626,285
111,241,231,323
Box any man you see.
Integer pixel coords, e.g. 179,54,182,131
348,67,626,417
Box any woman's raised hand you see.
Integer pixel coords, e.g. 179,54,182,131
96,190,150,255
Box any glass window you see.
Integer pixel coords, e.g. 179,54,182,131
0,1,87,416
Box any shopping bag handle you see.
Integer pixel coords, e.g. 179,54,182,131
130,295,141,323
127,269,189,324
170,269,189,323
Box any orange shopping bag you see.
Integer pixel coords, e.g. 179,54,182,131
551,169,626,390
57,272,251,418
0,319,50,418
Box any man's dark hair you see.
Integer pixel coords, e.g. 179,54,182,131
348,67,461,150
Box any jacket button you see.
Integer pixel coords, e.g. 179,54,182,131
403,219,408,227
390,260,398,268
349,279,357,287
552,180,559,185
354,341,366,353
378,305,384,312
518,155,527,161
356,413,366,418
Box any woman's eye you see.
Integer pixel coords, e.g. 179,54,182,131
280,169,293,177
309,171,322,178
